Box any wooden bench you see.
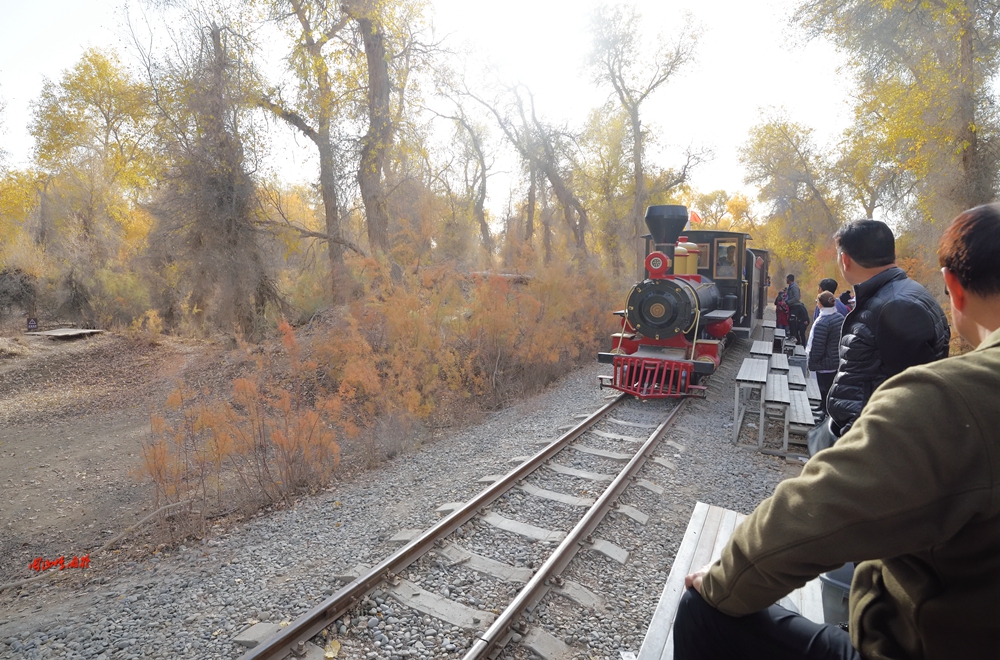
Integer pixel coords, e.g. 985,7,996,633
750,340,773,357
734,358,768,446
774,327,787,353
637,503,824,660
806,375,822,405
788,390,816,446
787,366,806,390
769,352,789,374
762,319,776,329
765,373,791,449
789,344,808,370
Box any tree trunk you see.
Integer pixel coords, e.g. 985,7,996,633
355,15,392,254
957,18,987,208
629,106,645,277
317,121,348,298
540,180,552,264
525,161,535,241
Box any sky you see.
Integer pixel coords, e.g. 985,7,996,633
0,0,854,206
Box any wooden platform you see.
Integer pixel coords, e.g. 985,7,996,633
24,328,104,339
637,503,824,660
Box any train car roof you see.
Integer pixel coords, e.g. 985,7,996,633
642,229,754,241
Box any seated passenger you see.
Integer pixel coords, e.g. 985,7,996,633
673,203,1000,660
716,246,737,277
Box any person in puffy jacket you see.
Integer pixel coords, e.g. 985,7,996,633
807,291,844,415
825,220,950,437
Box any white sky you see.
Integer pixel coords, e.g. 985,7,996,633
0,0,853,206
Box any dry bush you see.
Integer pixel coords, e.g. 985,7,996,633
139,321,341,537
454,264,618,407
0,337,29,359
125,309,164,346
137,259,618,540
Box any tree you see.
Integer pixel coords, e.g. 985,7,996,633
29,48,156,249
692,189,731,229
740,115,844,274
578,107,631,275
588,2,698,271
258,0,354,297
472,84,590,258
429,102,495,260
794,0,1000,249
147,21,283,337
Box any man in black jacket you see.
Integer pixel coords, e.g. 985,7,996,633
826,220,950,437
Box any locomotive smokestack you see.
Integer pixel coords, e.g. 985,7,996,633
645,205,688,275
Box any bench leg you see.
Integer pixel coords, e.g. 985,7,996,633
733,384,745,445
758,383,766,448
783,409,790,452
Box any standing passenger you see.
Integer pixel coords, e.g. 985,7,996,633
807,291,844,417
785,274,809,345
775,291,790,331
813,278,850,320
825,220,950,437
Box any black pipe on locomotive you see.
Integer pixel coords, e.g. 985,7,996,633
625,205,722,340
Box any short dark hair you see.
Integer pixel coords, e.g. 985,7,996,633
786,274,795,282
835,220,895,268
939,204,1000,297
818,278,838,294
818,291,836,308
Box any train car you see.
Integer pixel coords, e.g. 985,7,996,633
598,204,769,398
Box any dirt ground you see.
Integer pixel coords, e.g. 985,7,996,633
0,330,245,587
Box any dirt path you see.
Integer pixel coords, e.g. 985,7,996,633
0,332,235,585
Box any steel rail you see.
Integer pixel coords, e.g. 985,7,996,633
240,393,629,660
463,398,688,660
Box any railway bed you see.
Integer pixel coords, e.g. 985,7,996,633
0,342,794,660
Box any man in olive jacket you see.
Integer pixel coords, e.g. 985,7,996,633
673,205,1000,660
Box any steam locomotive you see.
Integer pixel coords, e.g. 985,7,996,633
598,204,769,398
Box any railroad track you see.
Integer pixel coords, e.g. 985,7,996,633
240,393,688,660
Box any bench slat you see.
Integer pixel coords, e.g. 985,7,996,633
641,505,826,660
710,509,739,564
806,375,821,403
637,503,711,660
769,353,789,373
765,374,790,405
750,340,773,356
689,506,726,574
789,390,815,428
787,366,806,389
736,358,769,384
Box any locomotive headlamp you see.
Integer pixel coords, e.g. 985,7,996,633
644,251,671,279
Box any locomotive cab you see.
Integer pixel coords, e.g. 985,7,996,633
598,205,769,399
